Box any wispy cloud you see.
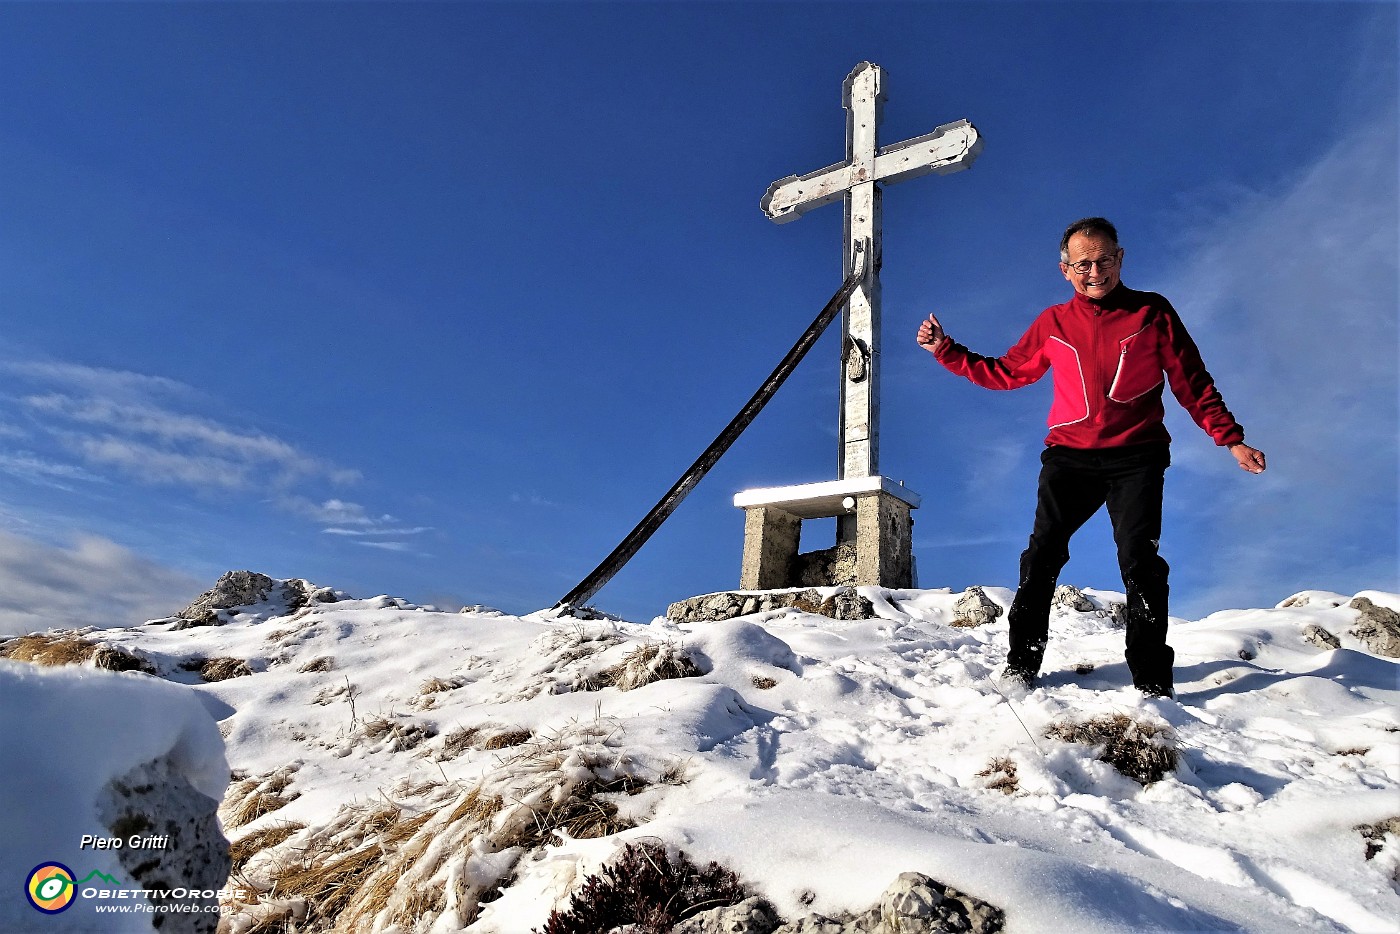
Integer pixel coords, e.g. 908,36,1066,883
280,497,384,526
0,452,106,490
1157,114,1398,612
323,526,431,537
279,497,431,554
1,362,192,403
1,361,361,495
0,529,201,635
350,540,415,553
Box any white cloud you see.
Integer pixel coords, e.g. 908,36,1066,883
0,452,106,490
2,360,362,498
0,530,201,636
322,526,431,537
26,394,324,483
0,361,192,403
350,540,415,552
1157,114,1398,611
279,497,380,526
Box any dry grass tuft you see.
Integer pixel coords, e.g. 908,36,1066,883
976,756,1019,795
751,674,778,690
579,641,702,693
1045,713,1179,785
447,786,504,825
482,728,534,750
223,721,668,933
227,792,295,829
298,656,336,673
229,821,306,871
359,715,436,752
419,675,466,695
200,656,253,681
439,726,482,760
1,633,154,674
221,767,301,830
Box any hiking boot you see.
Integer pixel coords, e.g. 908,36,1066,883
1137,683,1174,699
997,666,1037,696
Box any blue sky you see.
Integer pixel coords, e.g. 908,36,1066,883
0,1,1395,629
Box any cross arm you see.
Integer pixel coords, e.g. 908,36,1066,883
871,118,983,186
761,160,859,225
761,119,983,224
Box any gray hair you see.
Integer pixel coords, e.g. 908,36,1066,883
1060,217,1119,262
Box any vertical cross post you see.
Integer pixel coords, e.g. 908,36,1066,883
841,63,883,487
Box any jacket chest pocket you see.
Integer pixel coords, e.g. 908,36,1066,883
1108,326,1164,403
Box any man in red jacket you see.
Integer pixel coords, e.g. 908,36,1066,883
917,217,1266,698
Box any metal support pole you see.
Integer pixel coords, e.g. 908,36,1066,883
554,242,869,613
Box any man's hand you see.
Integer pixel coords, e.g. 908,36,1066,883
916,313,946,354
1229,443,1267,474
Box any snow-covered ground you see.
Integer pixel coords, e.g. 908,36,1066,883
2,580,1398,933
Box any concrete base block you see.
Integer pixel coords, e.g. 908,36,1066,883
735,478,918,590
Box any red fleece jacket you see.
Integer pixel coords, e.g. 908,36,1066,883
933,284,1245,449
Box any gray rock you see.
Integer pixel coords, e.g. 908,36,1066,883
673,896,781,934
794,542,861,588
951,587,1003,628
772,874,1004,934
878,872,1003,933
177,570,277,620
772,914,864,934
1052,585,1095,612
820,589,877,621
1302,624,1341,650
668,590,823,623
97,756,230,933
1349,597,1400,658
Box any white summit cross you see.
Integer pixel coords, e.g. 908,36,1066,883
736,61,982,590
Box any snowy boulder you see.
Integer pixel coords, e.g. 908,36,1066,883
98,756,231,929
180,570,276,616
0,661,229,932
1348,596,1400,657
170,571,338,629
878,872,1004,934
1052,585,1095,612
1301,624,1342,650
950,587,1003,627
673,895,781,934
768,872,1004,933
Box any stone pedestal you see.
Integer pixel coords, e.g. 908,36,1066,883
735,476,919,589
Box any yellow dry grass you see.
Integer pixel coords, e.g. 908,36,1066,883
1,634,153,673
230,821,307,871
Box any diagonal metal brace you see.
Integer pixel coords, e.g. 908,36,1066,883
555,240,871,613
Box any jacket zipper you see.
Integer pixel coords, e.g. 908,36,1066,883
1090,306,1103,425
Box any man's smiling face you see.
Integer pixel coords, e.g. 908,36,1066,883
1060,231,1123,301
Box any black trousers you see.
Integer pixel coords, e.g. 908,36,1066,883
1005,442,1174,691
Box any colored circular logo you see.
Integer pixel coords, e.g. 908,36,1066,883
26,863,76,914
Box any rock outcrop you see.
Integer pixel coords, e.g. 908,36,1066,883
169,571,339,629
674,873,1004,934
1348,597,1400,658
668,588,876,623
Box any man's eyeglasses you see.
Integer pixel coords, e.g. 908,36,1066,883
1064,252,1121,275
